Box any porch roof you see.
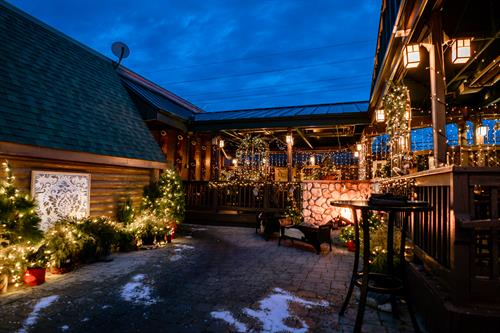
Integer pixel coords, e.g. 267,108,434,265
191,101,369,131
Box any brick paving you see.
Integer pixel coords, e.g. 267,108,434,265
0,225,415,332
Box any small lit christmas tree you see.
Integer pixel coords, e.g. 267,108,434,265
0,161,42,246
142,169,185,224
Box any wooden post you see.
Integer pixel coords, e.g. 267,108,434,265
429,10,447,167
287,128,293,182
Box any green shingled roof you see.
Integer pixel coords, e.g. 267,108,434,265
0,2,166,163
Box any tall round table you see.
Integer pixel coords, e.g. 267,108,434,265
330,200,430,333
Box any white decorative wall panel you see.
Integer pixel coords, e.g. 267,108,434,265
31,171,91,230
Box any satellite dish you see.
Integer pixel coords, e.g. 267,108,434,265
111,41,130,68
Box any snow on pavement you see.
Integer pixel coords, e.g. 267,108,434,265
18,295,59,333
211,288,329,333
120,274,158,306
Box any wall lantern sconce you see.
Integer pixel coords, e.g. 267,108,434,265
285,134,294,146
451,38,471,64
218,139,225,148
309,155,316,165
376,109,385,122
403,44,420,68
356,143,362,151
476,125,488,137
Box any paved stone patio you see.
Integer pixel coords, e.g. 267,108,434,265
0,225,415,332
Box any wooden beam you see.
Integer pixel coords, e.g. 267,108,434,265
0,141,167,169
287,128,293,182
295,128,314,149
429,10,447,166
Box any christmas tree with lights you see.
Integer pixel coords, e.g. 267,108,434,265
0,161,42,246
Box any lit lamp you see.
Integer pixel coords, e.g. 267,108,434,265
232,158,238,166
451,38,471,64
403,44,420,68
476,125,488,137
376,109,385,122
356,143,362,151
354,151,359,158
218,139,225,148
309,155,316,165
285,134,294,146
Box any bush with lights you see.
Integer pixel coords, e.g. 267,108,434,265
116,197,135,224
0,161,43,289
0,161,42,246
142,169,185,224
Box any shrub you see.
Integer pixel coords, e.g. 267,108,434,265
76,217,117,259
116,197,135,224
43,218,94,269
0,243,29,287
127,213,173,246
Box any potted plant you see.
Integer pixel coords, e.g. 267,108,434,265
339,225,356,252
24,244,48,286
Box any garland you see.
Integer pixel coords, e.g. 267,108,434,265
383,82,409,138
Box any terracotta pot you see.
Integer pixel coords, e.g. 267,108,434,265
24,268,46,286
49,266,71,275
346,240,356,252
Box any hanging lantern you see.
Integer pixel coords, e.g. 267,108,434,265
451,38,471,64
403,44,420,68
476,125,488,137
219,139,225,148
309,155,316,165
285,134,294,146
376,109,385,122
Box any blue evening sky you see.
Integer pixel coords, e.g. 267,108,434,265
8,0,381,111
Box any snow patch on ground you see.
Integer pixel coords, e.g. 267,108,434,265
211,311,248,332
211,288,329,333
18,295,59,333
120,274,158,306
101,305,111,309
61,324,69,331
170,244,194,261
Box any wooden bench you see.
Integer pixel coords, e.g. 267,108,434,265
278,221,333,254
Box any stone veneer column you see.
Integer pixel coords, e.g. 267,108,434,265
301,180,372,225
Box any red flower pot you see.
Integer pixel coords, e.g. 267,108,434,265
346,240,356,252
24,268,46,286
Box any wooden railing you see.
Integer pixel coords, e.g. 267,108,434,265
384,167,500,302
184,181,301,214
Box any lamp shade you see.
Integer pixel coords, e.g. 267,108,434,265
476,125,488,137
376,109,385,122
403,44,420,68
451,38,471,64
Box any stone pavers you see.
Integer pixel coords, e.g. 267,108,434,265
0,225,415,332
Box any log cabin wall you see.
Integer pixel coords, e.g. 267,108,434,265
0,154,157,219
